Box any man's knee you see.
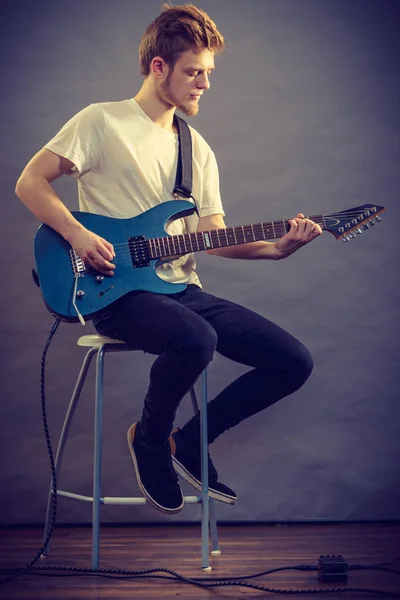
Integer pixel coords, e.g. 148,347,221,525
174,322,218,365
291,342,314,389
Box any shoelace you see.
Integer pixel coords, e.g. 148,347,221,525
180,439,219,483
146,445,180,486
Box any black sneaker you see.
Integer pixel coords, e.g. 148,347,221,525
127,422,184,514
170,428,237,505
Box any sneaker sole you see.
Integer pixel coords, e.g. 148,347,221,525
127,424,184,515
171,455,236,505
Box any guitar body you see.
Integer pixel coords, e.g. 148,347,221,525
34,200,196,322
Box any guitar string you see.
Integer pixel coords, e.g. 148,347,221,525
100,217,379,254
98,226,380,265
98,210,382,250
81,210,382,266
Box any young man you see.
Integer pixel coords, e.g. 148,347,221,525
16,4,322,514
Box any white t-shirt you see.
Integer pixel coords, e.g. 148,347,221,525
45,99,224,287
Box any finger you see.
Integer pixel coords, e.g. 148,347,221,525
101,238,116,258
311,224,323,238
98,245,116,267
315,223,323,235
303,219,315,235
98,238,115,260
287,219,299,236
307,220,323,238
292,218,307,237
88,251,116,274
91,260,115,276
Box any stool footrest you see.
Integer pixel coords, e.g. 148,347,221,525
57,490,202,505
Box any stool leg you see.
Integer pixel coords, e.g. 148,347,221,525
92,346,106,570
200,369,210,570
209,499,220,554
191,371,220,565
41,348,98,557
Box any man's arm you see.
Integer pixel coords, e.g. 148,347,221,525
15,149,116,275
197,213,322,260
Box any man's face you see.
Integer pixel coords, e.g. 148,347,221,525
160,48,215,116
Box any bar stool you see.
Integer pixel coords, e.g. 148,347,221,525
41,334,220,570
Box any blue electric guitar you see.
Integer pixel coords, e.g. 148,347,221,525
33,199,386,323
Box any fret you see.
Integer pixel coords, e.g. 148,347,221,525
233,226,242,245
250,224,255,241
216,228,221,247
233,226,241,244
171,235,177,255
195,232,201,251
271,221,276,238
261,222,266,239
187,233,194,252
210,230,218,247
282,220,287,234
149,238,155,259
156,238,162,257
245,226,251,243
161,237,166,257
262,223,273,239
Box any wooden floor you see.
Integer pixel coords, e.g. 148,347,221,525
0,523,399,599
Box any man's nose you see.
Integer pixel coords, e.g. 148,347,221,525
197,73,210,90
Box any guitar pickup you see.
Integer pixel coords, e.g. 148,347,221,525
129,236,151,268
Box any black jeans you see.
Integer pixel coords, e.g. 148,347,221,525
93,284,313,445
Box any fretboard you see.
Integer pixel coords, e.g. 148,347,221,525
147,216,325,259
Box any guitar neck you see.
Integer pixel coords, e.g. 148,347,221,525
148,215,326,259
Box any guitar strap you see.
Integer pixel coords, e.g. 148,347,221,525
173,114,195,203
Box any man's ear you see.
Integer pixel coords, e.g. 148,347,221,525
151,56,169,79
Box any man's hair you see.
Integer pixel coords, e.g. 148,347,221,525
139,3,225,76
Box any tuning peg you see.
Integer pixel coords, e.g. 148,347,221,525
343,236,350,242
362,223,370,230
376,215,382,223
356,228,363,234
369,220,375,226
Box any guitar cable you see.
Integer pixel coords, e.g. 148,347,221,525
1,317,400,597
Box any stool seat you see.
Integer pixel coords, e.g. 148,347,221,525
77,334,125,347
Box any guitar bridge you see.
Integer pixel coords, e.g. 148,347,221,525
70,250,87,276
129,236,151,268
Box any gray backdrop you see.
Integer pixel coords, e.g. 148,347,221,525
1,0,399,525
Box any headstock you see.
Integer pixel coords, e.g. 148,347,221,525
324,204,386,241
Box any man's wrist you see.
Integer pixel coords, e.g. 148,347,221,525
63,217,85,244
